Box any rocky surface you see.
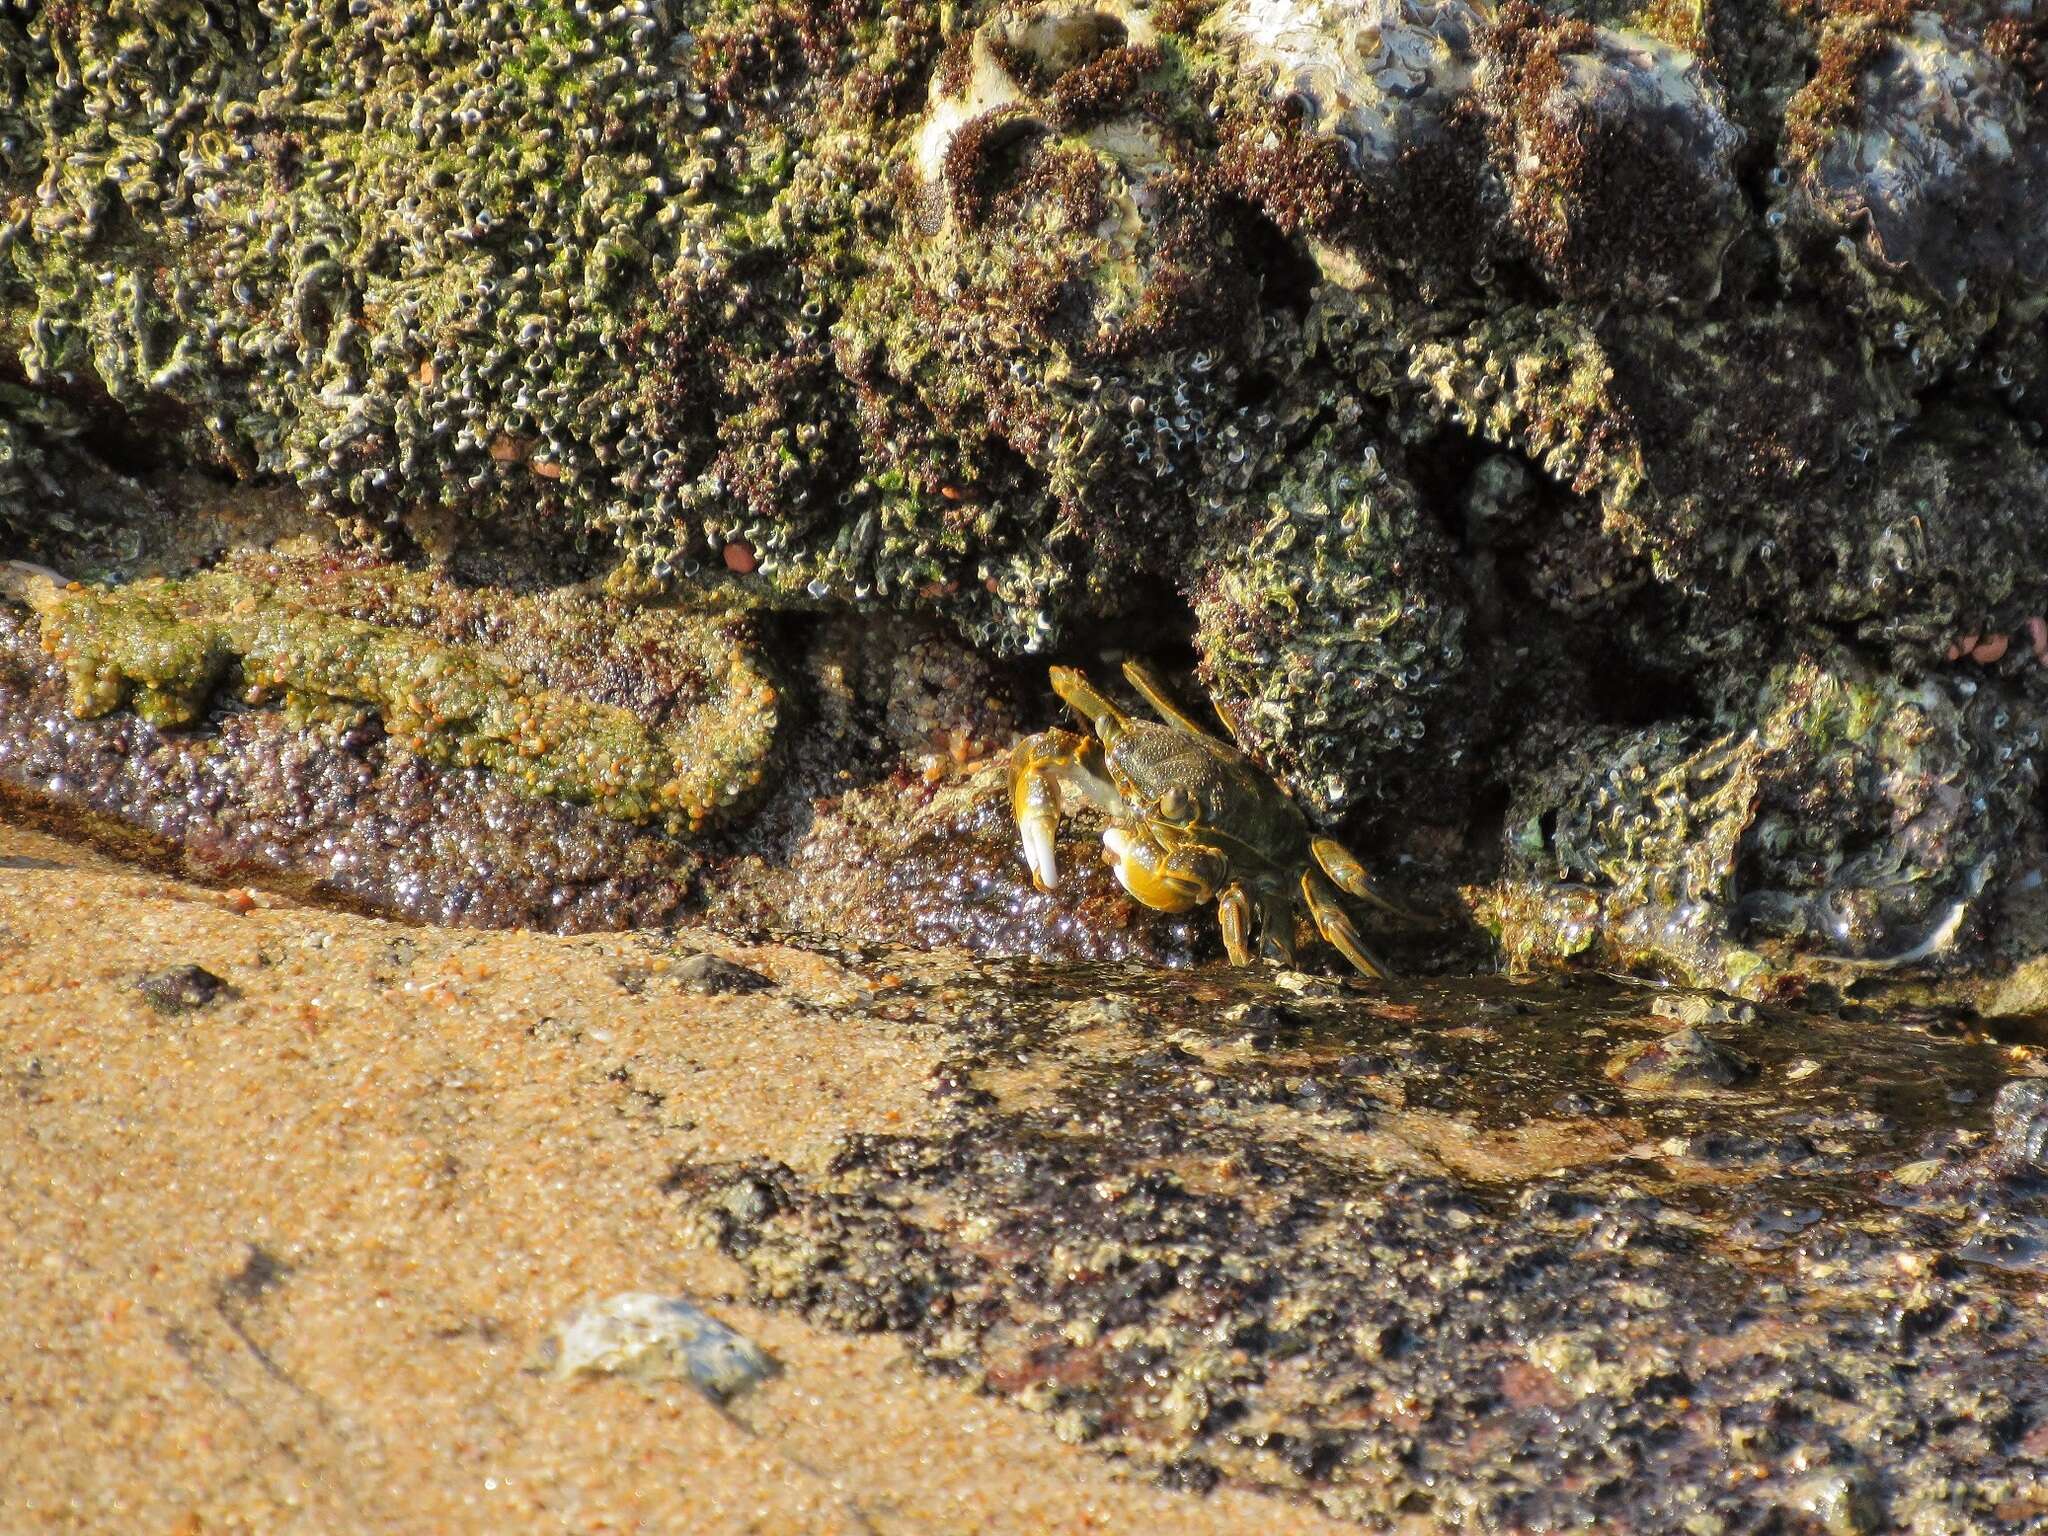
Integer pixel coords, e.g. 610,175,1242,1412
6,817,2045,1532
8,6,2048,1529
682,965,2048,1530
2,0,2046,991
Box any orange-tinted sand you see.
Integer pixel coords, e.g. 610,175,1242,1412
0,820,1351,1535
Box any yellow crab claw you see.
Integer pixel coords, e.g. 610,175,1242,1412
1020,809,1059,891
1010,725,1121,892
1101,826,1225,914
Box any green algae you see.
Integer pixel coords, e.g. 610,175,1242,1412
0,0,2045,998
24,558,780,834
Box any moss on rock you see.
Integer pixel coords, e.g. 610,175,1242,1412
24,550,780,833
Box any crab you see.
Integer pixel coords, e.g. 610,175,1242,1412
1010,661,1421,977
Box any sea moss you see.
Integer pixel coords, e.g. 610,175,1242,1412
24,552,781,834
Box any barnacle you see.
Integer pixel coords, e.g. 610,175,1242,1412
23,553,780,836
1193,440,1472,818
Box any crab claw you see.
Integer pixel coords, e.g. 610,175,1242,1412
1013,757,1063,891
1021,812,1059,891
1311,836,1435,925
1010,726,1118,893
1101,826,1221,914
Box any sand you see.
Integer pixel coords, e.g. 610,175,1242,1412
0,819,1351,1536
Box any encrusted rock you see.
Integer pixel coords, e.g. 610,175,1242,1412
21,552,780,836
1194,443,1473,816
1476,1,1747,302
1780,13,2048,334
1605,1023,1754,1093
1485,649,2044,996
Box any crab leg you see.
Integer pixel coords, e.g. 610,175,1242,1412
1009,728,1119,891
1216,882,1254,965
1253,888,1297,965
1301,869,1392,979
1048,666,1132,740
1311,836,1433,924
1119,659,1232,742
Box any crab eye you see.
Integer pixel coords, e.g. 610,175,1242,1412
1156,787,1197,823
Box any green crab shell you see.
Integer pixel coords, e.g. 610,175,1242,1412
1101,718,1314,873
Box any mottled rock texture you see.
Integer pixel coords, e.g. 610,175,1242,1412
678,960,2048,1530
2,0,2046,990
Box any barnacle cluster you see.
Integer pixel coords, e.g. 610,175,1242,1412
0,0,946,586
1211,0,1490,295
1194,439,1472,816
1474,0,1747,304
856,0,1293,644
23,552,779,834
1489,652,2046,995
1213,0,1747,301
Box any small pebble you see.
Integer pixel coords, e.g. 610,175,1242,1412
1991,1080,2048,1171
136,964,232,1015
673,952,774,995
1605,1026,1755,1094
537,1292,778,1402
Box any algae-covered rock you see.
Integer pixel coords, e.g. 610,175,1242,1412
0,594,711,931
1485,649,2046,996
0,0,2045,990
21,550,780,832
1779,11,2048,346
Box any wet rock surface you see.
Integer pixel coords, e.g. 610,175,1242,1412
0,604,705,932
0,586,1238,960
1,0,2044,995
676,962,2048,1529
714,758,1216,968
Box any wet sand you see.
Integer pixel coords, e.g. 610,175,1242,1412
0,818,1350,1535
